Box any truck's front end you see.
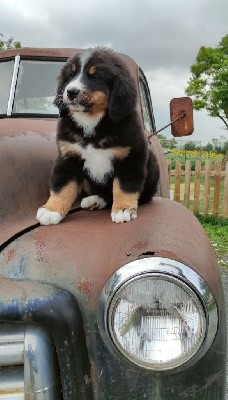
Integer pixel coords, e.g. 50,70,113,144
0,48,226,399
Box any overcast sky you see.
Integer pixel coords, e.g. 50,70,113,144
0,0,227,144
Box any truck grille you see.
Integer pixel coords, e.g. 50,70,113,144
0,324,61,400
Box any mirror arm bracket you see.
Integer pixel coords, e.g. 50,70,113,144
148,112,186,140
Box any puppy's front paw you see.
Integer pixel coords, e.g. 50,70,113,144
81,195,107,210
111,209,137,223
36,207,62,225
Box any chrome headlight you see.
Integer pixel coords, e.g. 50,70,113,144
98,258,218,372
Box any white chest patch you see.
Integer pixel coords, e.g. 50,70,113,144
73,143,115,183
71,112,103,137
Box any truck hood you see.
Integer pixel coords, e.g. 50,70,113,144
0,118,57,244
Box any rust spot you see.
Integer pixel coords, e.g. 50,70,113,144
135,240,149,251
0,387,23,395
32,232,48,263
76,280,93,296
5,249,15,262
34,234,46,250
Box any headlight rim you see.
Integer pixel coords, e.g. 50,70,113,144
98,257,218,373
107,272,207,371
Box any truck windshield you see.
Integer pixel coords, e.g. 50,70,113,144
0,60,14,114
0,58,65,116
13,60,64,115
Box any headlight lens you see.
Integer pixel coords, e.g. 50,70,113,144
108,274,206,370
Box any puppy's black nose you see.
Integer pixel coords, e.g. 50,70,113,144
67,88,80,100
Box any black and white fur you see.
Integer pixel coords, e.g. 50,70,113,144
36,48,159,225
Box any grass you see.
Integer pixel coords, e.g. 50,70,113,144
196,215,228,268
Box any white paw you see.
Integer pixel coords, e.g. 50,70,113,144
81,195,107,210
111,209,137,223
36,207,62,225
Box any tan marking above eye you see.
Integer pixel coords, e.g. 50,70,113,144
88,66,97,76
72,63,76,72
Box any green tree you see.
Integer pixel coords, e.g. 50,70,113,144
184,141,196,151
158,135,177,149
185,34,228,130
211,136,227,153
158,134,166,141
0,33,21,50
203,142,213,152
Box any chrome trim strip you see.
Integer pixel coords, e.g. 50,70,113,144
0,325,24,366
0,324,61,399
0,366,24,400
7,55,20,116
0,343,24,366
98,257,218,372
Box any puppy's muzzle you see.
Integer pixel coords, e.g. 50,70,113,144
66,89,92,110
67,88,80,101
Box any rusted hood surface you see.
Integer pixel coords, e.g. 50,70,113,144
0,199,221,306
0,118,57,244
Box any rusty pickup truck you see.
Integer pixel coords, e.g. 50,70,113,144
0,47,226,399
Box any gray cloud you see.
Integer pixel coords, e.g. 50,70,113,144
0,0,227,142
1,0,227,68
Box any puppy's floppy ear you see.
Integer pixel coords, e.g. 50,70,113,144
54,92,68,117
54,80,69,117
53,62,71,117
109,70,137,122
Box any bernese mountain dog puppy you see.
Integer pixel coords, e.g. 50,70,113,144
36,48,159,225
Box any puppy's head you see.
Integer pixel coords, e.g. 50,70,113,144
54,48,137,122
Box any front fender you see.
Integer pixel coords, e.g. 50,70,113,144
0,197,226,399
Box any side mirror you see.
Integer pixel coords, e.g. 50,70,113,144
170,97,194,137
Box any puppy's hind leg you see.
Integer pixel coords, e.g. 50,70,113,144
80,180,107,210
81,195,107,210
